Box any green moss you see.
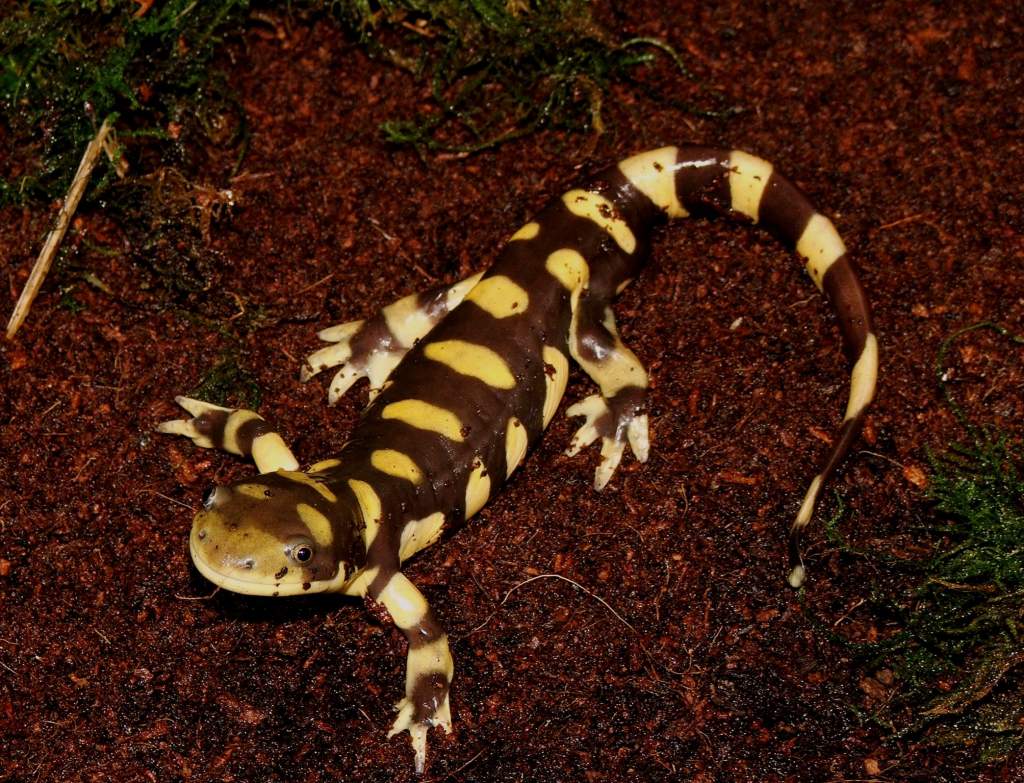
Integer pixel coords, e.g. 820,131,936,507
1,1,715,324
3,2,707,207
835,323,1024,764
191,353,262,410
1,0,251,205
57,284,86,313
331,1,716,152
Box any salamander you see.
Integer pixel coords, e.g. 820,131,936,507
159,146,877,771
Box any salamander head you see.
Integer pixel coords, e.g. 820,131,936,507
189,470,358,597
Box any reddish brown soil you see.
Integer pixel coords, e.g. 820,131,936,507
2,3,1022,781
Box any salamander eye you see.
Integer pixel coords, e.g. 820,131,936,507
286,537,316,565
202,486,218,510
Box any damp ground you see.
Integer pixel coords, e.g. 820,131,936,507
2,3,1022,781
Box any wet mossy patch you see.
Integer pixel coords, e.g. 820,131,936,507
330,0,715,152
882,432,1023,763
827,323,1024,766
191,352,263,410
1,0,252,205
1,1,696,206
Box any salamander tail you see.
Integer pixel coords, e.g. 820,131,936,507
616,146,878,586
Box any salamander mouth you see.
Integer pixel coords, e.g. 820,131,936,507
188,526,336,597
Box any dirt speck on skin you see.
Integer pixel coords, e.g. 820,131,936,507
2,3,1023,781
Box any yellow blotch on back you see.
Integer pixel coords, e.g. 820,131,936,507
797,213,847,291
277,470,338,503
727,149,773,222
509,221,540,241
504,417,528,479
561,189,636,254
348,478,382,549
465,275,530,319
618,147,688,218
371,449,424,484
233,483,270,500
296,503,333,548
464,458,491,519
347,480,381,523
398,511,446,561
545,248,590,292
424,340,516,389
541,346,569,427
309,458,342,472
382,399,465,441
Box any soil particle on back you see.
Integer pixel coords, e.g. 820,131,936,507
2,2,1022,781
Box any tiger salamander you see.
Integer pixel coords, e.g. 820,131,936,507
159,146,878,771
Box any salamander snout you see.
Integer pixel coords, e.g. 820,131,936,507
187,472,357,596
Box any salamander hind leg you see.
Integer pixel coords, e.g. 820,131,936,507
366,569,454,773
566,295,650,490
302,273,483,405
157,396,299,473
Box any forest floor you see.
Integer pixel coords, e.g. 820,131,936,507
2,2,1022,781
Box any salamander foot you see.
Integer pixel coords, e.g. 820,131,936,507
566,392,649,490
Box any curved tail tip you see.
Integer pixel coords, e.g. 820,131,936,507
787,564,806,589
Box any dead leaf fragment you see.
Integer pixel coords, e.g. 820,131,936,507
903,463,929,489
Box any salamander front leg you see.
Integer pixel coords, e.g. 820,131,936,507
369,570,454,773
567,299,650,490
302,272,483,405
156,396,299,474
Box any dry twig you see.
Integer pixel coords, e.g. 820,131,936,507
6,116,118,339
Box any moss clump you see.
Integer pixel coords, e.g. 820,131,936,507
892,435,1024,759
191,353,262,410
3,2,705,208
1,0,251,206
845,323,1024,764
330,0,706,152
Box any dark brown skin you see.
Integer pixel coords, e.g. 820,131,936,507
3,3,1022,781
325,147,872,586
175,145,872,761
